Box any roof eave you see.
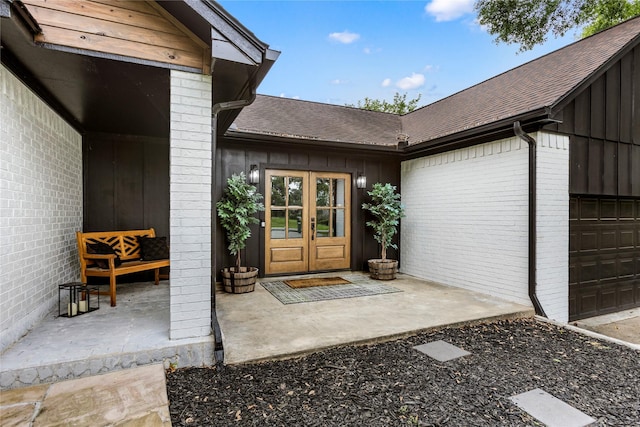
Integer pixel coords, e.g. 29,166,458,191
403,108,553,159
224,129,403,153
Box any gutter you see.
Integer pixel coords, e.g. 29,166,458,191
210,85,257,366
513,121,547,317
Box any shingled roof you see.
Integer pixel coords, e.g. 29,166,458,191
229,16,640,148
229,95,402,146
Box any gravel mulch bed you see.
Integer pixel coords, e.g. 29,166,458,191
167,318,639,426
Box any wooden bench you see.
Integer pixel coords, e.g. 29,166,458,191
76,228,169,307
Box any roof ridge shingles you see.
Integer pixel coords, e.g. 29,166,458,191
402,15,640,144
231,16,640,147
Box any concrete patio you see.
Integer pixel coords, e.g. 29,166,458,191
1,272,535,391
0,281,214,391
217,272,535,364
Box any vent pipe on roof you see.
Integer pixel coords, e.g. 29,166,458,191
514,121,547,318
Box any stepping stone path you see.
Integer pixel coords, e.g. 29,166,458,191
413,340,471,362
414,340,596,426
510,388,595,427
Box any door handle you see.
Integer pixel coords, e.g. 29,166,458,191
311,217,315,240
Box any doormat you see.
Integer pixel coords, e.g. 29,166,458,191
284,277,351,288
261,276,402,305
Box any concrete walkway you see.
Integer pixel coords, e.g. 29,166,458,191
11,272,638,426
572,308,640,345
0,364,171,426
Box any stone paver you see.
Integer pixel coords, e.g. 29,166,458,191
510,388,595,427
414,340,472,362
0,365,171,427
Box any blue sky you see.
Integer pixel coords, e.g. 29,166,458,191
219,1,579,108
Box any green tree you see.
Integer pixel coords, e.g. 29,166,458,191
362,183,405,261
216,173,264,270
347,92,422,115
475,0,640,52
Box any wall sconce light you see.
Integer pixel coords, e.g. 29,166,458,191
248,164,259,185
356,173,367,189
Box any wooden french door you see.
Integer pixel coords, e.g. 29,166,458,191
265,170,351,275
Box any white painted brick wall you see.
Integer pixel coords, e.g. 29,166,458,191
0,65,83,352
401,133,569,320
169,70,212,340
535,132,569,322
401,137,531,306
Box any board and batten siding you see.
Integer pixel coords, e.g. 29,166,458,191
0,65,83,352
400,132,569,321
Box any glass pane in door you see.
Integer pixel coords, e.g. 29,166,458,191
316,209,329,238
316,178,330,207
334,208,345,237
270,209,285,239
288,209,303,238
270,176,286,206
289,177,303,206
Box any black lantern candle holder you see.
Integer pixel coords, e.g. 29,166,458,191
58,282,99,317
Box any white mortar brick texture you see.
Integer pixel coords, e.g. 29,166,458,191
401,133,570,319
401,137,532,306
169,70,212,340
535,132,569,322
0,65,83,352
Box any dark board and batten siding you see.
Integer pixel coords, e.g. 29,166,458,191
550,46,640,197
215,139,402,278
83,134,169,238
549,46,640,320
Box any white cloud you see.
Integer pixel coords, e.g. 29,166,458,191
329,31,360,44
279,93,300,100
425,0,474,22
396,73,425,90
381,78,392,87
331,79,349,85
364,47,371,54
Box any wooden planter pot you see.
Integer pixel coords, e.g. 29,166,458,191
221,266,259,293
368,259,398,280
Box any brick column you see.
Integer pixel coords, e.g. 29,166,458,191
535,131,570,322
169,70,212,340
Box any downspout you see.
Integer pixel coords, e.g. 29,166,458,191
210,86,257,365
513,121,547,317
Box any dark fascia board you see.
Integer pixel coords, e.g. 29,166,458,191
551,30,640,115
224,130,405,155
183,0,267,65
225,109,554,159
402,108,552,159
5,0,41,33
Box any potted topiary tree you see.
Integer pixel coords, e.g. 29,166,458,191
216,172,264,293
362,182,405,280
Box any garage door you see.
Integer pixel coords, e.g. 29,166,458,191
569,197,640,321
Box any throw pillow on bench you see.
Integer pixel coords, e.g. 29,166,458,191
87,242,122,269
138,236,169,261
